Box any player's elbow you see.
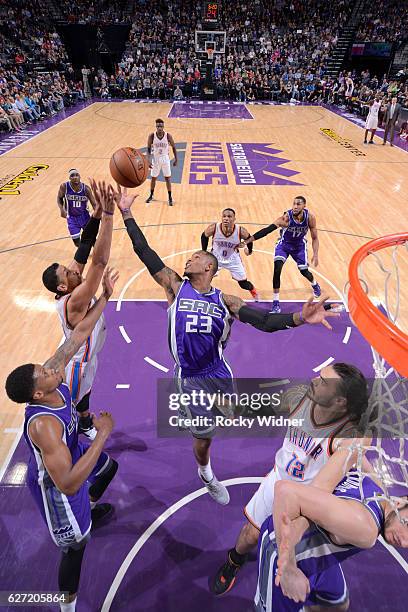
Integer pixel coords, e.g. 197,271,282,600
57,479,79,497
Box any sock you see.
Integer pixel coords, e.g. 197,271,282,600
273,292,279,301
150,190,154,197
79,414,92,429
168,191,172,200
60,598,76,612
229,547,248,567
198,459,214,483
90,500,97,509
311,280,318,287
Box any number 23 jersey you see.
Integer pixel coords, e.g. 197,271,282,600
168,280,233,374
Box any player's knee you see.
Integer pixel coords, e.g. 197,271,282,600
300,267,313,282
72,237,81,247
58,543,86,595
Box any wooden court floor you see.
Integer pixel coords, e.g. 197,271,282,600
0,101,407,468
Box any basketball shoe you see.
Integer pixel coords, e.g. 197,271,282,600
210,550,247,595
312,282,322,298
270,300,281,313
145,194,154,203
199,470,230,505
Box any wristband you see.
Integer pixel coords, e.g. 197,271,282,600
103,209,114,216
121,208,130,214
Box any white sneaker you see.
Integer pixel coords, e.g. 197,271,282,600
198,470,230,505
80,425,98,440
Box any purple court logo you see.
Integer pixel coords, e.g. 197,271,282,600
188,142,303,186
226,143,303,186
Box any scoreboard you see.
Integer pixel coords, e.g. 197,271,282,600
203,2,220,23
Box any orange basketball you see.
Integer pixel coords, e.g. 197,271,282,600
109,147,149,188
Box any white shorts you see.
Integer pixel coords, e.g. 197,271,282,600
151,157,171,178
66,354,99,405
365,115,378,130
217,257,247,281
245,469,278,529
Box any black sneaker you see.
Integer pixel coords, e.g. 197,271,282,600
146,194,154,203
168,198,173,206
210,550,245,595
91,503,114,529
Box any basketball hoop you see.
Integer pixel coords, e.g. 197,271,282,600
348,233,408,377
207,48,215,62
343,232,408,512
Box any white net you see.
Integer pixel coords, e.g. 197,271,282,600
343,237,408,518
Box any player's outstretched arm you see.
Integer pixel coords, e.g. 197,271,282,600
57,183,67,218
245,213,288,246
67,180,115,326
115,185,182,305
201,223,216,251
43,267,118,378
308,213,319,267
223,294,339,331
69,193,103,273
29,411,114,496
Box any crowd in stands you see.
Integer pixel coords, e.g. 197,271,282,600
58,0,132,25
0,0,407,135
0,0,69,68
356,0,408,43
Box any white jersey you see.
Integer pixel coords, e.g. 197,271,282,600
245,385,354,528
367,100,381,120
275,387,352,482
212,223,242,264
55,294,107,403
56,294,106,362
152,131,170,161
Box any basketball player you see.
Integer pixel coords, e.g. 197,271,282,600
240,196,320,313
146,118,178,206
5,267,119,612
57,169,97,246
364,96,381,144
201,208,260,300
256,468,408,611
211,363,368,595
42,180,115,440
115,185,337,505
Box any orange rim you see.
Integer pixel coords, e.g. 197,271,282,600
348,233,408,377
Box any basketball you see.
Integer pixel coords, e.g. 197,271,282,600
109,147,149,188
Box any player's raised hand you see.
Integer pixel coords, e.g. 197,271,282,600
301,295,340,330
102,266,119,299
92,411,114,436
113,183,139,212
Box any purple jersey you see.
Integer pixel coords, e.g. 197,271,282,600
168,279,233,374
256,471,384,611
65,181,89,217
23,383,108,548
278,209,309,246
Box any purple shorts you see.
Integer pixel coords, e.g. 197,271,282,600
274,240,308,269
67,211,90,239
27,442,111,550
175,359,235,438
260,554,348,611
